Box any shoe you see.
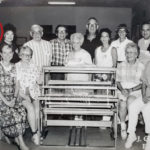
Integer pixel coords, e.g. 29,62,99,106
121,130,127,140
32,130,39,145
12,141,21,150
125,133,137,149
145,135,150,150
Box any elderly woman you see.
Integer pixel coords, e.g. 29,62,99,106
116,42,145,141
65,33,93,83
0,23,20,63
111,24,133,63
65,33,93,120
0,45,29,150
16,46,41,145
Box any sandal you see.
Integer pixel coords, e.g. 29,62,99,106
32,129,39,145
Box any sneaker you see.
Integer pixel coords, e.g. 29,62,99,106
32,133,40,145
121,130,127,140
125,133,137,149
145,135,150,150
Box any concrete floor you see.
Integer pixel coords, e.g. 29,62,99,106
0,124,147,150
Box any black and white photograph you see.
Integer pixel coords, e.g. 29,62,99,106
0,0,150,150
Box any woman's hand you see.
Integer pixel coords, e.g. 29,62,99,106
121,89,130,97
142,96,150,104
7,98,15,107
19,91,31,103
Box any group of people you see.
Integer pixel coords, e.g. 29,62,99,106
0,17,150,150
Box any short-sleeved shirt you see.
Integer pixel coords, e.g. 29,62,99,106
24,39,52,71
116,60,144,89
138,38,150,51
82,35,101,61
111,38,132,62
16,61,40,100
50,38,72,66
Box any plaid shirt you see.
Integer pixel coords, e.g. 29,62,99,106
116,60,144,85
50,38,72,66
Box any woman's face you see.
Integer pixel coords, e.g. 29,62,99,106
20,48,32,63
118,28,127,39
1,45,13,62
100,32,110,45
72,38,81,51
4,30,14,43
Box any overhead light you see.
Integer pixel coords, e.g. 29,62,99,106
0,0,4,4
48,1,76,5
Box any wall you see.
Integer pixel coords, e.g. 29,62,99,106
0,6,132,40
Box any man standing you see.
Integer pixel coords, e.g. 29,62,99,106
82,17,101,61
24,24,52,71
138,22,150,65
50,25,72,80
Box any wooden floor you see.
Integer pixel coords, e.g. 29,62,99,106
0,124,146,150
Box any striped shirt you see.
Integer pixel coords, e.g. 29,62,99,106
24,39,52,71
50,38,72,66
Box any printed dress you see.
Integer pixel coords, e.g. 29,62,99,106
16,61,41,100
0,63,26,138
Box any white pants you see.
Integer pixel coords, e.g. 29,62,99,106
127,97,150,134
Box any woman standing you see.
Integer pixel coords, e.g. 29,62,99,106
0,23,20,63
111,24,132,63
0,44,29,150
95,28,117,68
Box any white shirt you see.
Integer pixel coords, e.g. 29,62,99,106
24,39,52,71
95,46,113,67
138,38,150,51
111,38,132,62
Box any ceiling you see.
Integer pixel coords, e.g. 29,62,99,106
0,0,143,8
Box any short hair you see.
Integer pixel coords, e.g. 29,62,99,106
115,24,130,39
55,25,68,34
85,17,99,36
70,33,84,46
20,46,33,57
87,17,99,25
0,44,13,53
99,28,112,44
141,21,150,29
3,23,16,34
125,42,139,55
30,24,43,32
99,28,112,38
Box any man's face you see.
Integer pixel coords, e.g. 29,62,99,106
31,28,43,41
125,47,137,63
57,27,67,40
87,19,98,34
142,24,150,40
118,28,127,39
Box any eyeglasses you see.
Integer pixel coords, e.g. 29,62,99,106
21,53,31,58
